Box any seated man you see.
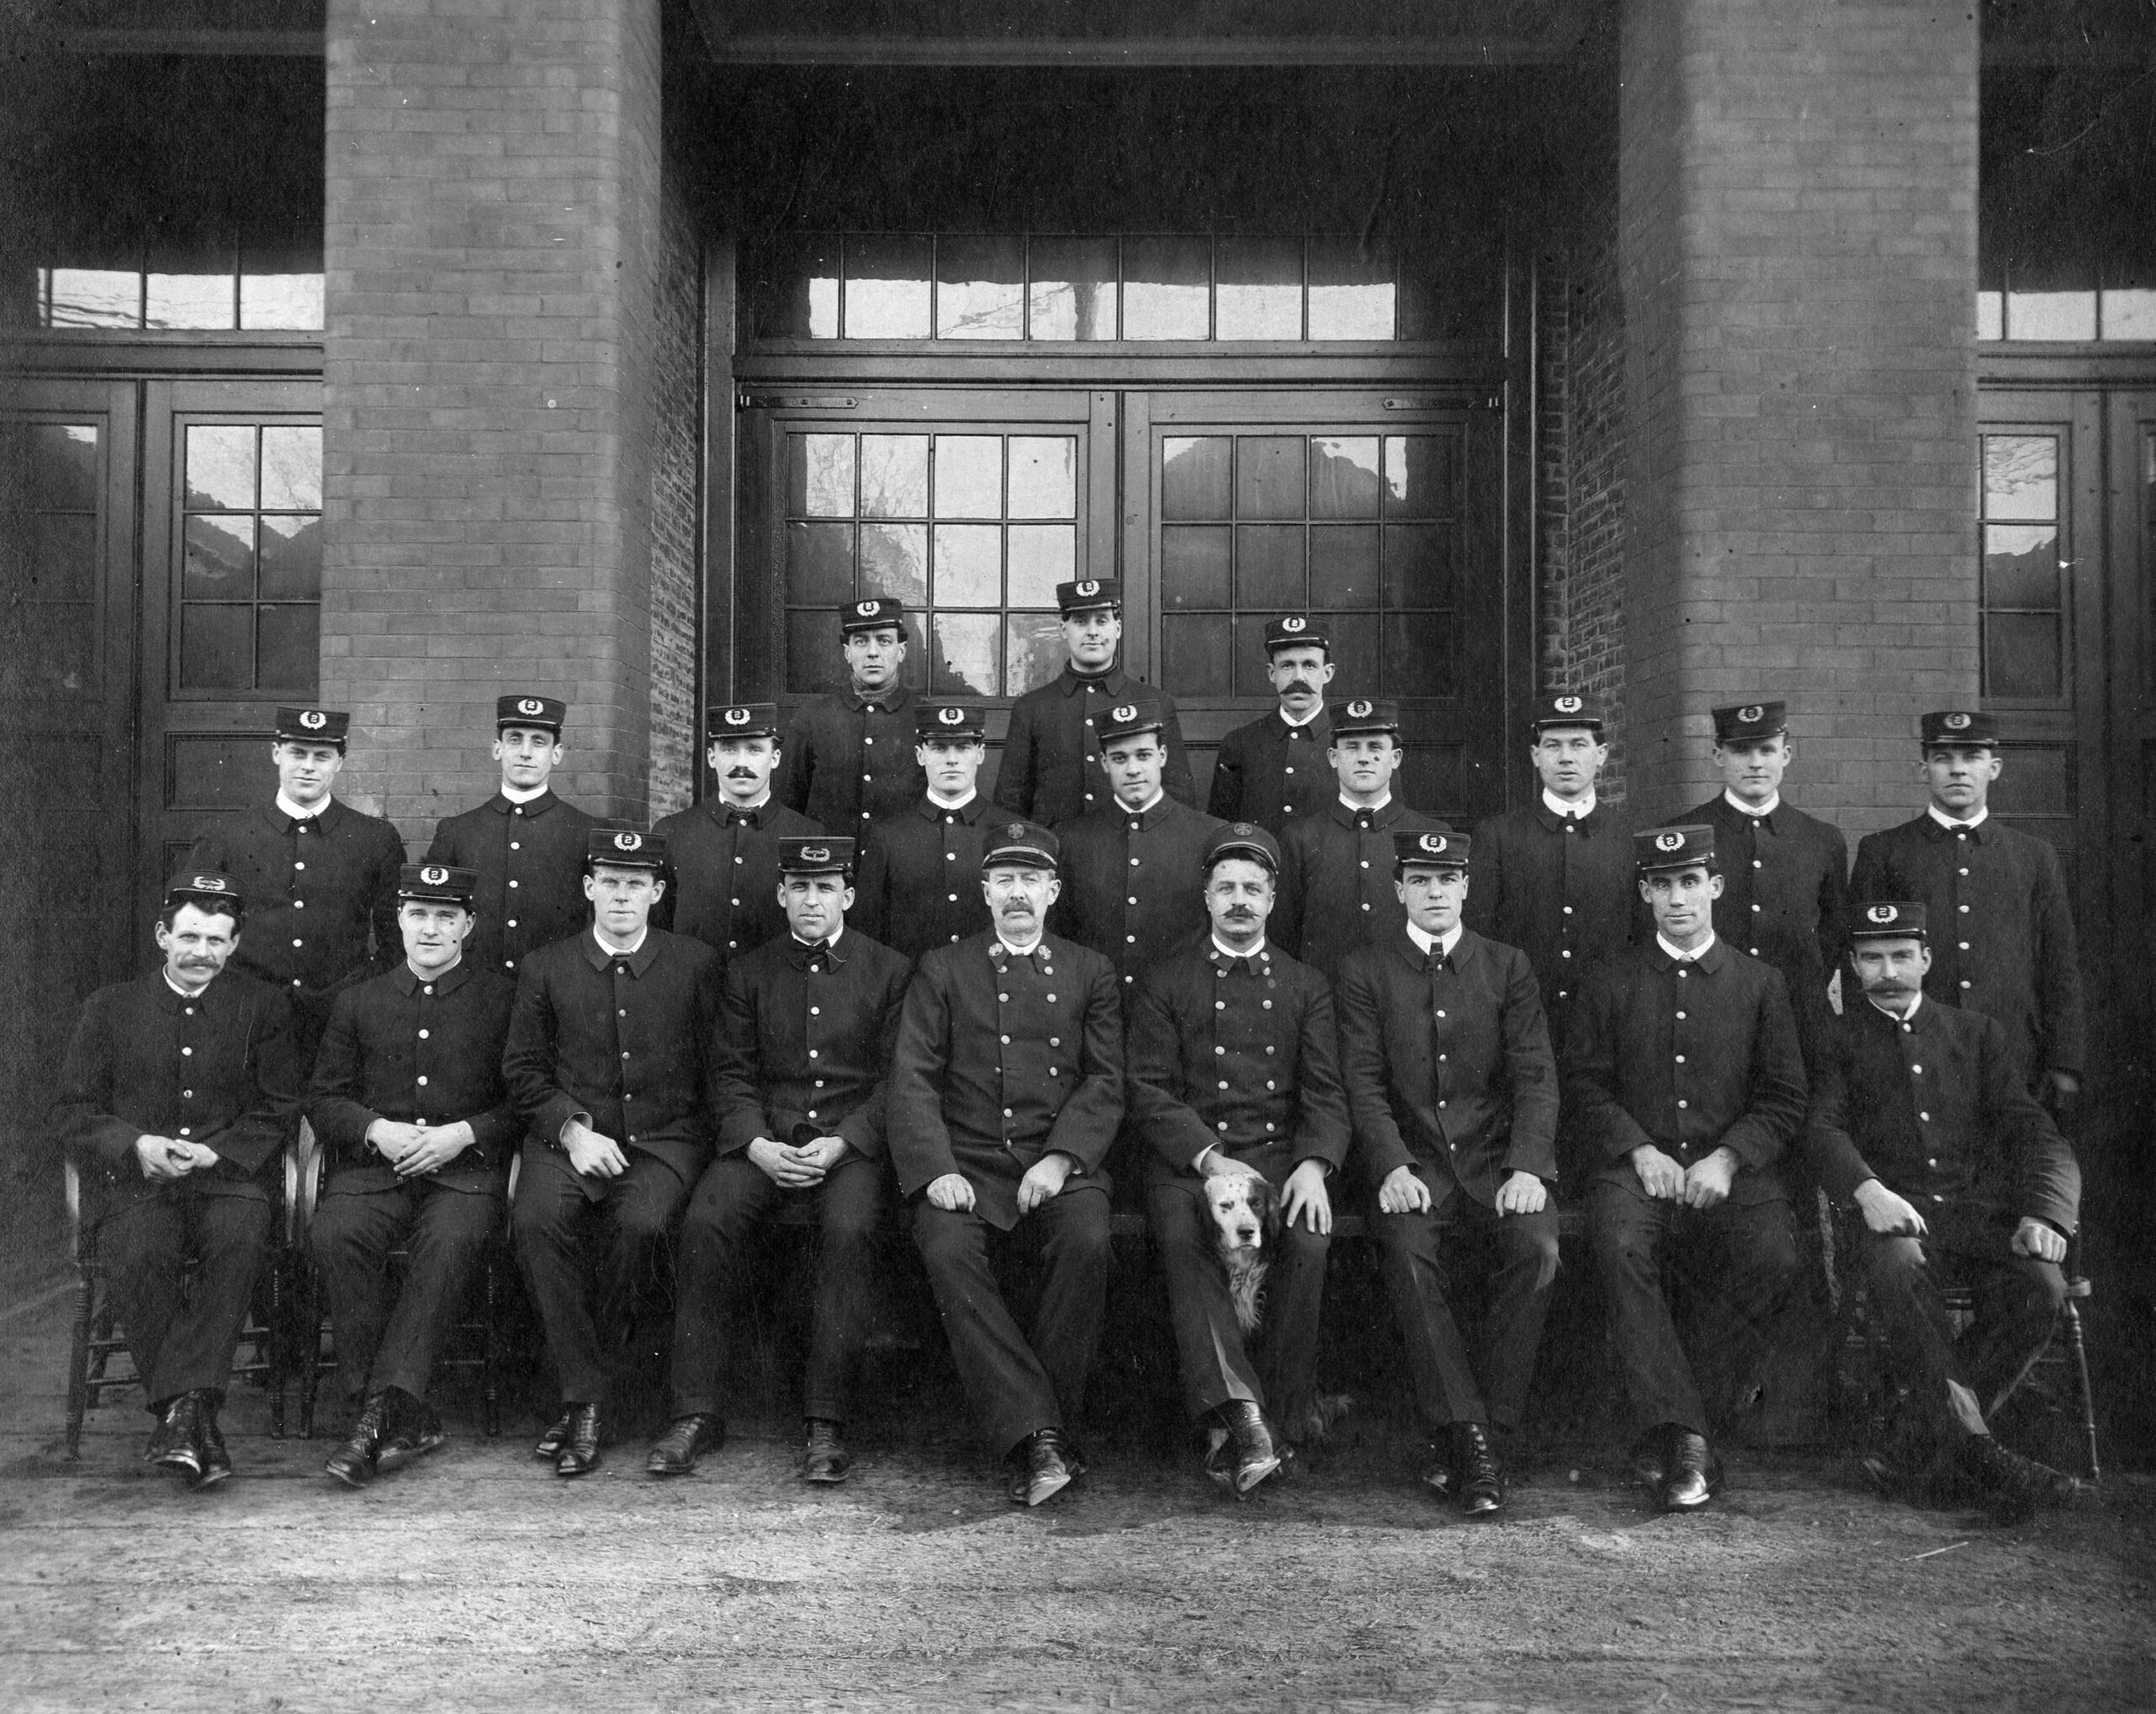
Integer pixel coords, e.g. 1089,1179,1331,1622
307,862,518,1487
889,820,1124,1506
1128,823,1348,1494
651,837,913,1483
1336,830,1560,1515
53,873,302,1487
1806,900,2080,1515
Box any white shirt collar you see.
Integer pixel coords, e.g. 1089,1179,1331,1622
996,932,1044,957
276,790,329,821
793,924,845,949
1928,804,1989,831
927,787,978,810
1545,788,1598,819
1279,702,1324,729
164,971,211,998
1724,788,1780,818
1339,791,1393,812
1868,991,1924,1023
717,788,773,813
1120,787,1166,817
500,779,549,805
593,926,649,957
1657,931,1716,963
1406,921,1463,959
407,954,463,980
1211,935,1267,961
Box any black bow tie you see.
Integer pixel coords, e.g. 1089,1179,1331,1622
1354,811,1374,831
727,809,756,827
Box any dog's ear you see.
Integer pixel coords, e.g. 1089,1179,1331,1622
1257,1174,1283,1239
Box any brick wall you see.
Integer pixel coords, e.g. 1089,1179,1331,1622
647,129,702,822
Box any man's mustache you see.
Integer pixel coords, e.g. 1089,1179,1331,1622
727,767,757,777
1225,906,1257,918
997,900,1036,916
1281,679,1315,694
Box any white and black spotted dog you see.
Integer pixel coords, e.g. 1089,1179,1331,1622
1202,1170,1280,1333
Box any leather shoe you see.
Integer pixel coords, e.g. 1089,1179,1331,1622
375,1389,445,1473
144,1396,188,1466
195,1400,232,1489
1630,1426,1669,1491
556,1403,602,1477
1205,1401,1281,1495
1658,1429,1720,1512
1006,1428,1075,1507
646,1412,725,1476
324,1392,387,1488
534,1411,574,1461
803,1418,851,1484
1450,1421,1506,1517
152,1393,205,1482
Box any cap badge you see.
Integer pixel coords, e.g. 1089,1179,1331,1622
613,833,643,852
1282,617,1306,633
300,709,328,730
938,707,965,726
1554,696,1583,715
518,697,545,717
420,865,450,886
1004,823,1027,841
724,707,750,727
190,875,227,893
857,600,881,617
1655,830,1685,853
1112,704,1136,722
1233,823,1257,837
1867,905,1898,925
1945,712,1972,730
1420,834,1449,854
1347,699,1374,718
1075,580,1101,598
1739,705,1764,723
800,845,830,863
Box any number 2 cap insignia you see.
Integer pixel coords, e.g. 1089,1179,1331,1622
1868,904,1899,924
614,832,643,852
1076,580,1101,597
1945,712,1972,730
518,697,546,716
724,707,750,726
1283,616,1306,633
420,865,450,885
1420,834,1449,854
1739,704,1764,723
1655,830,1684,852
1554,696,1582,715
1112,704,1136,721
939,707,965,725
1348,699,1374,718
300,709,328,729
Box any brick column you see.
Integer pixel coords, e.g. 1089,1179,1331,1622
321,0,665,834
1617,0,1979,831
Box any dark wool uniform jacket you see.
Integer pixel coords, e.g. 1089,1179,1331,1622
1563,938,1808,1207
852,794,995,958
1126,939,1350,1188
54,969,302,1199
649,795,825,971
1465,797,1641,1016
1803,998,2079,1245
502,927,726,1188
307,960,519,1193
992,665,1196,827
1849,812,2086,1086
887,931,1124,1229
712,926,914,1161
189,798,405,1004
1205,707,1336,839
1336,927,1561,1205
1275,797,1442,983
1679,793,1849,1017
775,685,928,842
1052,794,1225,994
424,789,606,979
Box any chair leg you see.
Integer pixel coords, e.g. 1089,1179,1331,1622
299,1261,326,1440
65,1265,94,1460
2062,1297,2100,1482
267,1247,287,1439
482,1248,502,1438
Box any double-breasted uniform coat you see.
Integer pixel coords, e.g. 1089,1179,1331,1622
1053,795,1225,1000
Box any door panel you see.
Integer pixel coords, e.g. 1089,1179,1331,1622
2105,389,2156,1111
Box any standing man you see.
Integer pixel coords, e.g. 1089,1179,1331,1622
1275,698,1442,983
1054,700,1225,1001
1678,701,1849,1048
653,703,823,974
1805,901,2080,1515
774,595,926,843
1336,830,1561,1515
852,702,995,958
1849,711,2084,1106
994,578,1195,826
650,836,912,1485
187,706,404,1064
1127,822,1349,1493
1566,825,1809,1513
1206,617,1337,837
504,829,726,1477
307,862,517,1487
889,820,1124,1506
54,873,302,1487
424,694,606,981
1465,693,1638,1056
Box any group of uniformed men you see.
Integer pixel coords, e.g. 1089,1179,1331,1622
56,576,2086,1519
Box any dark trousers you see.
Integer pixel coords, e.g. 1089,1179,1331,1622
1853,1229,2066,1450
1373,1182,1560,1431
101,1183,274,1413
1588,1176,1801,1438
911,1187,1112,1456
510,1145,691,1407
311,1176,501,1407
669,1151,886,1423
1147,1176,1329,1423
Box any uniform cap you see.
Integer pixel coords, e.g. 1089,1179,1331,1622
915,702,987,740
1330,697,1401,737
1850,900,1928,941
275,706,350,749
1095,699,1167,747
1532,693,1604,734
706,702,781,740
1919,709,2000,748
1205,821,1282,873
841,595,909,633
496,694,566,734
1393,828,1470,870
398,863,478,905
1711,701,1786,745
585,828,668,871
983,820,1060,871
778,836,857,876
1263,615,1331,655
165,870,244,910
1634,824,1716,872
1055,577,1123,616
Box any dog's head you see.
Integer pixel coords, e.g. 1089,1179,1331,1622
1203,1171,1280,1257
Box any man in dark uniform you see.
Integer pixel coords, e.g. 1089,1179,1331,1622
1849,710,2085,1107
774,595,926,843
1206,616,1337,837
889,820,1124,1506
1275,698,1442,983
186,706,405,1063
1336,830,1561,1515
1465,693,1639,1057
54,872,302,1486
1678,700,1849,1050
504,829,726,1476
307,862,517,1487
423,694,606,980
1805,900,2081,1515
852,702,995,958
1128,822,1349,1493
1567,825,1809,1512
652,702,824,974
994,578,1195,826
649,836,913,1484
1054,699,1225,1001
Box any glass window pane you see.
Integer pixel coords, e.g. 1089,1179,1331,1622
146,272,234,331
1006,525,1075,605
1230,614,1277,697
185,424,256,510
239,273,325,330
259,515,323,600
1977,291,2004,341
1234,525,1305,609
1161,614,1233,697
844,236,932,339
1027,237,1118,340
1383,524,1457,609
1983,435,2057,521
2104,288,2156,341
933,524,1002,605
1005,612,1066,695
32,514,97,601
933,435,1002,519
1310,525,1380,606
1215,238,1302,340
1385,435,1456,520
1985,612,2063,699
933,611,1003,697
260,426,323,510
256,604,319,691
179,603,253,690
1984,524,2060,611
46,269,139,328
1123,237,1210,340
1161,437,1231,521
859,435,929,519
1236,437,1307,521
2006,291,2096,341
787,608,844,691
788,434,857,518
937,236,1026,340
786,521,857,605
1316,611,1380,693
898,611,931,691
1309,437,1381,518
1383,611,1454,697
1161,526,1232,608
1307,238,1395,339
1008,437,1076,519
30,424,99,512
858,522,929,607
183,514,255,599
